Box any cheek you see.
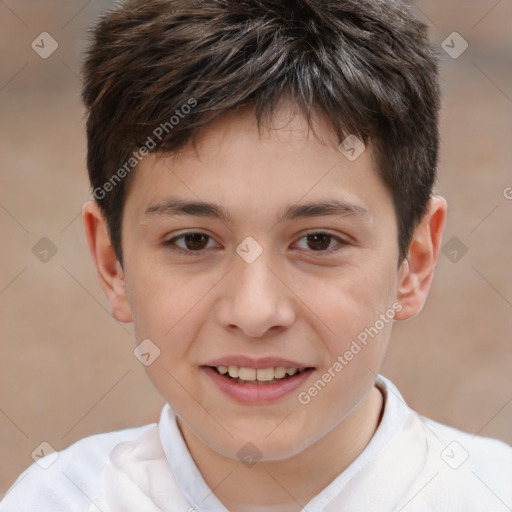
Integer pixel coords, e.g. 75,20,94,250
306,264,396,341
301,263,396,405
128,259,209,336
128,266,219,400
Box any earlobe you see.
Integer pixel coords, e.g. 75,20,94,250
394,196,447,321
82,200,133,323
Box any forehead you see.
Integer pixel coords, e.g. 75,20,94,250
123,104,391,228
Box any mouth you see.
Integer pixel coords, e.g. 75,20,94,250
207,365,311,385
200,360,315,404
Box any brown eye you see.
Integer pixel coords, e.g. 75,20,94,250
165,232,217,254
181,233,209,250
306,233,332,251
294,232,347,254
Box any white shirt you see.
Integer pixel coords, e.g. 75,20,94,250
1,375,511,511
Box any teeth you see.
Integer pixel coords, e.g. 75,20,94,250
216,366,301,382
256,368,274,381
274,367,287,378
238,367,256,380
228,366,239,378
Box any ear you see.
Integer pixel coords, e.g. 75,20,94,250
394,195,447,321
82,200,133,323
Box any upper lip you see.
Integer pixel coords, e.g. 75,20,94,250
201,356,314,370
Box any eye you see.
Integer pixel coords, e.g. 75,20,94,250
163,231,348,256
293,232,348,254
164,232,218,255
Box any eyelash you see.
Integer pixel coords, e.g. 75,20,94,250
163,231,348,256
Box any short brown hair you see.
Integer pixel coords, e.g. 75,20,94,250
81,0,441,267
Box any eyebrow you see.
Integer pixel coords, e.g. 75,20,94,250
143,198,371,223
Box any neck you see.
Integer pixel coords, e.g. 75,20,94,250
177,386,384,512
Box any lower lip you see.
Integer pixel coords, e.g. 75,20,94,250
201,366,314,404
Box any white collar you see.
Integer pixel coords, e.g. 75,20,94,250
158,375,434,511
97,375,492,511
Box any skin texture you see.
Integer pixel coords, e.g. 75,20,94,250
83,103,447,511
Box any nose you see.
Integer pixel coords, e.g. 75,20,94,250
215,251,295,339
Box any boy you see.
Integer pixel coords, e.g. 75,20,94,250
2,0,511,510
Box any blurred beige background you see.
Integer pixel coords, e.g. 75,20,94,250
1,0,511,496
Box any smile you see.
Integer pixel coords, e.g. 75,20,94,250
214,365,304,384
201,365,315,404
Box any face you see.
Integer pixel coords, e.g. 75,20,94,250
83,101,449,467
112,104,403,460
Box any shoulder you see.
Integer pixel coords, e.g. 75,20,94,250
420,415,512,508
378,376,512,476
422,414,512,470
0,423,154,512
377,376,512,510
